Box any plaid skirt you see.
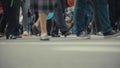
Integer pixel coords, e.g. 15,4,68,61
30,0,57,13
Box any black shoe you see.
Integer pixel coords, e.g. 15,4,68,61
32,25,40,35
103,30,120,39
51,33,60,37
16,35,22,38
6,34,17,39
0,33,4,37
62,31,71,37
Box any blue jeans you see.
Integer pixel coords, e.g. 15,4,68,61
73,0,112,35
21,0,30,31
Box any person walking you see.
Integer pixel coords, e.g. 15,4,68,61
54,0,71,37
2,0,21,39
21,0,31,36
73,0,120,39
30,0,57,40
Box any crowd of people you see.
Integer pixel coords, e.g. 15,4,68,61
0,0,120,41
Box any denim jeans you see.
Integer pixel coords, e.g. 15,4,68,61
21,0,30,31
73,0,112,35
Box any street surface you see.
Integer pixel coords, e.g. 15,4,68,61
0,35,120,68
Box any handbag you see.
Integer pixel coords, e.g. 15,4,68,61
66,0,74,7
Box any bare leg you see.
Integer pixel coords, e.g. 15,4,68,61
39,12,48,36
38,12,49,40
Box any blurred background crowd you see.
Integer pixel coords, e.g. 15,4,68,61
0,0,120,40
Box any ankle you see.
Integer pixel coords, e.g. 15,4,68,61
41,33,48,37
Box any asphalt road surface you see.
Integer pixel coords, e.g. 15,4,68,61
0,35,120,68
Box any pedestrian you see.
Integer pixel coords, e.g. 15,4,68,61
73,0,120,39
21,0,31,36
30,0,57,40
2,0,21,39
108,0,120,31
54,0,71,37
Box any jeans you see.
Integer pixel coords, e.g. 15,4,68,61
21,0,30,31
73,0,112,35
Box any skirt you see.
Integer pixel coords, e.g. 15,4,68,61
30,0,57,13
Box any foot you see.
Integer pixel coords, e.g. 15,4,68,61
6,35,17,39
77,31,91,39
40,35,49,41
16,35,22,38
22,31,31,36
51,33,60,37
96,32,103,36
62,31,71,37
0,33,4,37
32,25,40,35
103,30,120,39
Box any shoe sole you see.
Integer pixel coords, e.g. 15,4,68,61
104,32,120,39
40,38,50,41
79,35,91,39
40,36,50,41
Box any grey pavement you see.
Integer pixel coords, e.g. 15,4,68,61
0,35,120,68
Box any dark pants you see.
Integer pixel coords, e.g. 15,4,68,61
0,0,8,33
2,0,20,35
54,0,68,33
0,14,7,33
108,0,120,30
90,0,101,33
74,0,112,35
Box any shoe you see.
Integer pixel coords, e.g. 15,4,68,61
16,35,22,38
77,31,91,39
6,34,17,39
96,32,103,36
0,33,4,37
32,25,40,35
40,35,49,41
51,33,60,37
62,31,71,37
103,30,120,39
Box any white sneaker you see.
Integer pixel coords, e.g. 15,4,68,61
40,35,49,41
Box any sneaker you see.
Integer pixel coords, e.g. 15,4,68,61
16,35,22,38
51,33,60,37
40,35,49,41
32,25,40,35
62,31,71,37
96,32,103,36
103,30,120,39
77,31,91,39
